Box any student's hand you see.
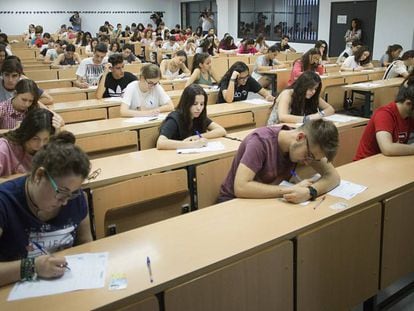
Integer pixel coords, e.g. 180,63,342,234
231,71,240,80
296,179,314,188
104,63,112,73
184,135,204,142
78,81,89,89
52,113,65,129
265,94,275,102
282,185,311,204
35,255,68,279
192,138,208,148
141,109,160,117
354,66,364,71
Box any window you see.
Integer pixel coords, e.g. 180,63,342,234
181,1,217,35
238,0,319,42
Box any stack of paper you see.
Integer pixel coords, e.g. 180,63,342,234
177,141,225,154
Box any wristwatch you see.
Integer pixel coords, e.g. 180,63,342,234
308,186,318,201
319,110,326,117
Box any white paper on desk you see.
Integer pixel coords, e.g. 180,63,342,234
355,82,381,87
177,141,225,154
88,85,98,90
328,180,367,200
244,98,271,105
122,116,163,123
103,97,122,102
8,252,108,301
279,180,310,206
324,114,358,123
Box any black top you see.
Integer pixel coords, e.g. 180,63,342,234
101,71,137,98
160,110,213,140
274,43,291,51
217,76,262,103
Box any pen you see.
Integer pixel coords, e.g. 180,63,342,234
195,130,202,139
147,256,153,283
290,169,302,182
313,196,326,210
31,241,71,271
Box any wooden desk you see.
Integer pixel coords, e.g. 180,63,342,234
166,88,219,107
47,86,97,102
2,154,412,310
257,68,292,95
36,78,74,89
342,77,403,116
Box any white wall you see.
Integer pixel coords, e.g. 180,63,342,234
0,0,179,35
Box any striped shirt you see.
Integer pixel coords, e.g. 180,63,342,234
0,98,26,129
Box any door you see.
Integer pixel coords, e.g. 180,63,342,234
329,1,377,57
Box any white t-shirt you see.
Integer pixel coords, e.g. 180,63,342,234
76,57,107,86
383,60,409,79
162,42,180,51
342,55,359,69
122,81,171,110
252,55,281,80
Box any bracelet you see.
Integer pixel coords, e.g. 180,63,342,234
20,257,37,281
230,78,236,82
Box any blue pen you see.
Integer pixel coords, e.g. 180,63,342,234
195,130,202,138
147,256,154,283
290,169,302,182
31,241,71,271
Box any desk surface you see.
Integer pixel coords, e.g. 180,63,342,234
341,77,404,91
51,99,122,113
1,154,413,310
47,86,97,95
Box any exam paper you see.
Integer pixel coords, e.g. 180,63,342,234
244,98,271,105
122,115,165,123
324,114,359,123
177,141,225,154
328,180,367,200
103,97,122,103
8,252,108,301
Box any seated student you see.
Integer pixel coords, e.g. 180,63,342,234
218,61,275,103
274,35,296,52
85,38,98,57
238,38,259,54
156,84,226,150
383,50,414,79
185,53,220,87
255,34,269,53
108,41,121,56
74,42,108,88
149,36,164,64
43,40,64,63
268,71,335,125
314,40,330,64
161,36,180,58
183,37,197,56
336,40,362,64
0,131,92,286
121,64,174,117
218,35,238,54
340,45,374,71
0,108,55,177
380,44,403,67
33,32,51,49
51,44,81,68
0,44,9,72
159,50,191,79
354,76,414,160
121,43,141,64
218,119,340,202
0,58,54,105
0,79,63,129
252,45,286,88
195,37,217,56
288,48,322,86
96,53,137,99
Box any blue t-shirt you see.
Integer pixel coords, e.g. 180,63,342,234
0,176,87,261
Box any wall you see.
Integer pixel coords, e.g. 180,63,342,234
0,0,179,36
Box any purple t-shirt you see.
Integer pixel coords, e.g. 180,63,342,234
219,125,294,202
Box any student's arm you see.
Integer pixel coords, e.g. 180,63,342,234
340,57,355,71
43,52,53,64
185,69,201,87
120,103,160,117
51,54,64,69
318,97,335,116
289,46,296,53
184,121,226,141
74,75,89,88
157,135,207,150
221,71,239,103
283,159,340,203
179,63,191,76
159,60,169,79
277,90,304,123
38,102,65,129
376,131,414,156
38,91,54,105
158,100,174,113
74,52,82,65
257,88,275,101
95,63,111,99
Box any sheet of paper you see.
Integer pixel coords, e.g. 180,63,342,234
103,97,122,103
328,180,367,200
324,114,358,123
177,141,225,154
8,252,108,301
355,82,381,87
122,115,164,123
244,98,272,105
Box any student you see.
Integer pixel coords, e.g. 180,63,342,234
383,50,414,79
43,40,64,63
156,84,226,150
217,61,274,103
0,108,55,177
74,43,108,88
314,40,329,64
340,45,374,71
288,48,322,86
51,44,81,68
161,36,180,57
159,50,190,79
0,44,8,72
108,41,121,56
255,34,269,53
121,64,174,117
354,77,414,160
268,71,335,125
274,35,296,52
218,119,340,202
0,131,92,286
0,58,54,105
85,38,98,57
336,40,362,64
238,38,258,54
380,44,403,67
183,37,197,56
185,53,220,87
121,44,141,64
252,45,286,88
196,38,216,56
343,18,362,55
218,35,238,54
96,53,137,99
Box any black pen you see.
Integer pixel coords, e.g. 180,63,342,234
147,256,153,283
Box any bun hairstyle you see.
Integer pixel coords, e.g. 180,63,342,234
31,131,90,180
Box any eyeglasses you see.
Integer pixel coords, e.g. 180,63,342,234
305,137,321,162
145,79,160,86
46,172,82,201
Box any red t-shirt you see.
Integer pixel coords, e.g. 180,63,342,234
354,102,414,160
